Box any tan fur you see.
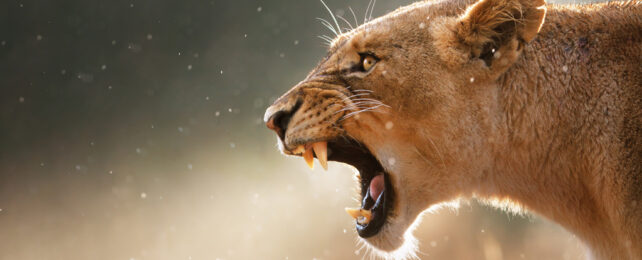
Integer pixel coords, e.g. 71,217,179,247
265,0,642,258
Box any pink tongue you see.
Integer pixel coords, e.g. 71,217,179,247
369,174,385,200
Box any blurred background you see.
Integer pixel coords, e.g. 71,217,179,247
0,0,597,259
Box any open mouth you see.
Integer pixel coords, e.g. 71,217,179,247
288,138,394,238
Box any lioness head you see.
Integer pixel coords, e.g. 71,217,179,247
265,0,546,255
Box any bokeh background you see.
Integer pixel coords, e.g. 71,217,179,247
1,0,599,259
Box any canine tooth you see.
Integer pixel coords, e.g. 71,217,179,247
345,207,361,219
361,209,372,221
303,147,314,169
345,208,373,224
357,209,373,224
292,145,305,155
312,142,328,170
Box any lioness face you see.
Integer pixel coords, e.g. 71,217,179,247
265,0,546,254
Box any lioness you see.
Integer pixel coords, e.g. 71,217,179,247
264,0,641,258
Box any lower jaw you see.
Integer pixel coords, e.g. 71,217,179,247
354,171,394,238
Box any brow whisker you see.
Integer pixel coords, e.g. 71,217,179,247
337,15,354,31
364,0,373,24
317,18,338,36
369,0,377,22
349,7,359,28
320,0,342,34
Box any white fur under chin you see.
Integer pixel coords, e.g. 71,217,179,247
356,212,428,260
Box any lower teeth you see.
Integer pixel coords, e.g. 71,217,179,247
345,208,373,224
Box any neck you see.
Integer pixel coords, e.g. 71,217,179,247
478,6,639,258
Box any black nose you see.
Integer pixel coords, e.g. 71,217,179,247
265,101,301,141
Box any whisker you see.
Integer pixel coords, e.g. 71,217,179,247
317,36,332,46
320,0,342,34
350,98,383,103
340,92,372,102
336,105,374,114
316,18,338,36
348,7,359,28
318,35,333,43
337,15,354,30
340,104,386,121
364,0,373,24
351,99,389,106
369,0,377,22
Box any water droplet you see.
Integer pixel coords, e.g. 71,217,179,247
430,241,437,247
215,111,220,117
111,40,116,45
470,77,475,83
18,97,24,103
101,64,107,70
388,157,396,166
187,164,193,170
419,22,425,29
140,192,147,199
257,6,262,12
146,34,152,40
385,121,393,130
294,40,299,45
187,64,192,70
562,65,568,72
36,35,42,41
230,142,236,148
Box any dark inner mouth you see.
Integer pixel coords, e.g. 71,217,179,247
326,138,394,238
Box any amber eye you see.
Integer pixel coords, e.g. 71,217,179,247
362,55,377,71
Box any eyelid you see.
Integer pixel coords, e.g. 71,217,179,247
358,52,379,61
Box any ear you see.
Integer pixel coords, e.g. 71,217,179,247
454,0,546,68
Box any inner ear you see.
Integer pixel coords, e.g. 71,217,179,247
477,21,519,66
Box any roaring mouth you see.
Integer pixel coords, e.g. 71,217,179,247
285,138,394,238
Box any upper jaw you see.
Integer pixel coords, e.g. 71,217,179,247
280,135,396,238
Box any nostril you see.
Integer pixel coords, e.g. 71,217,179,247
266,100,302,141
267,111,291,140
274,111,292,136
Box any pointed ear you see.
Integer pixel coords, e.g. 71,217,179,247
455,0,546,65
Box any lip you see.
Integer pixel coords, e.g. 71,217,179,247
285,137,394,238
355,171,393,238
